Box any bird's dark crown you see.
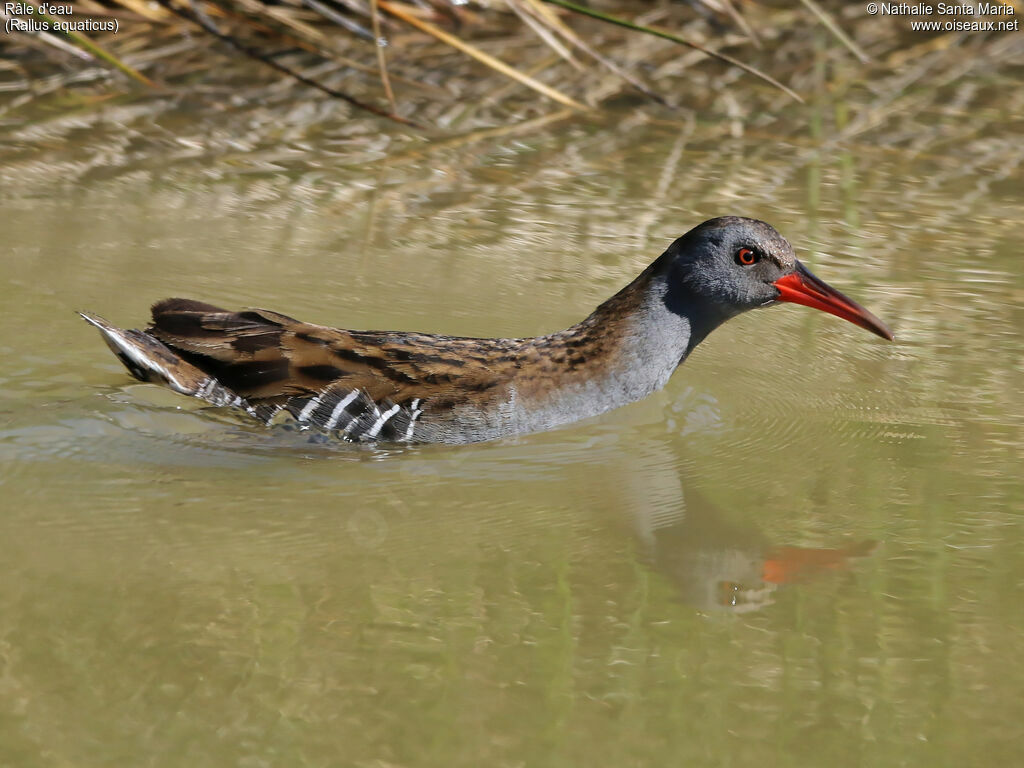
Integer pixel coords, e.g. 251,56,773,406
674,216,796,270
656,216,797,322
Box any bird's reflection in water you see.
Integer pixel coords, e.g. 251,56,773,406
633,489,876,612
619,435,876,613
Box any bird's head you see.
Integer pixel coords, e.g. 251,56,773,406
661,216,893,341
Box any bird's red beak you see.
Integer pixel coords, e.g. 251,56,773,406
773,260,894,341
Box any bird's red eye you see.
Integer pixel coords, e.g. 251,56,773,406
735,247,759,266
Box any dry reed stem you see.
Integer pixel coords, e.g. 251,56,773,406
378,0,589,111
370,0,398,112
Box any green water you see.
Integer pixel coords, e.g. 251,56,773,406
1,85,1022,766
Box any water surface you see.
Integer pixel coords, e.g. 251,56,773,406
1,72,1022,767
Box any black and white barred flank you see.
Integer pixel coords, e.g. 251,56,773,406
253,389,424,443
80,311,424,443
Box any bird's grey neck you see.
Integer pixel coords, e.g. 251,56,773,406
508,265,697,434
589,269,695,395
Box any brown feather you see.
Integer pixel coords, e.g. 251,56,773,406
88,263,656,442
146,298,526,415
83,255,671,443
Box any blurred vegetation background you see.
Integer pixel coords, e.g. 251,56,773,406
2,0,1019,130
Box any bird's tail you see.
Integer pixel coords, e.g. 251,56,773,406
79,311,244,408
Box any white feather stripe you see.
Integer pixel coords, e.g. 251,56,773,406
402,407,422,442
365,404,401,439
342,404,368,437
324,390,360,429
297,395,322,422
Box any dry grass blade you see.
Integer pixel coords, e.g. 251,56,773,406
209,1,447,94
542,0,803,104
370,0,398,112
507,0,581,70
377,0,588,111
21,0,157,86
60,35,156,88
232,0,331,47
798,0,870,64
520,0,574,38
41,31,95,60
519,0,667,105
0,6,93,61
152,0,421,127
302,0,373,41
718,0,759,48
221,0,332,51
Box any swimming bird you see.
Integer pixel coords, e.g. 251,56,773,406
80,217,893,444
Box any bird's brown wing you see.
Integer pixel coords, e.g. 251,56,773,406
146,298,519,440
